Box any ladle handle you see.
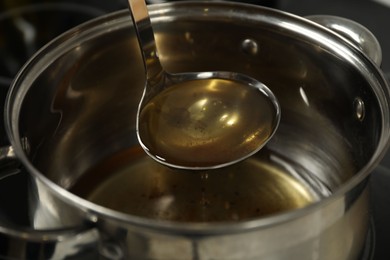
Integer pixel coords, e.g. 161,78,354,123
127,0,164,84
306,15,382,66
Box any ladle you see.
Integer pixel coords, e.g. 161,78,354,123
127,0,281,170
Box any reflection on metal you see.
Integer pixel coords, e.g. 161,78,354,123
354,97,366,121
299,86,310,107
241,38,259,56
305,15,382,66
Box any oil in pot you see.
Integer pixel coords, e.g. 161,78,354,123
70,146,328,222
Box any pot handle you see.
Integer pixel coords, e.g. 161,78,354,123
305,15,382,66
0,145,21,180
0,223,100,259
0,137,29,180
0,140,102,259
0,163,101,259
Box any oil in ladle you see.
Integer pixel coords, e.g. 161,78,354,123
128,0,280,170
138,77,278,168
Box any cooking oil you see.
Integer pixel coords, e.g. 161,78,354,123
138,78,277,167
70,146,327,222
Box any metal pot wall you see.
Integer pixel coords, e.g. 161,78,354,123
1,1,390,259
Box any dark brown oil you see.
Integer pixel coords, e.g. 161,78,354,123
70,146,317,222
138,78,277,167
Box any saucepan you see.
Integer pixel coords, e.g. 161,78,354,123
1,1,389,259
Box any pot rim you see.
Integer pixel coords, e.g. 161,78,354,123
5,1,390,234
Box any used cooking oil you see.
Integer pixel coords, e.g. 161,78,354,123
138,78,277,167
70,146,328,222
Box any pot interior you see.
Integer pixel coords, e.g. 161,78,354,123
12,3,386,222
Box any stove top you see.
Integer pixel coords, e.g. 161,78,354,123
1,0,390,259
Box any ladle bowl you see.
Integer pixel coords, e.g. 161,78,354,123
128,0,280,169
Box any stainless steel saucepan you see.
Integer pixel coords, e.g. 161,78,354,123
1,2,389,259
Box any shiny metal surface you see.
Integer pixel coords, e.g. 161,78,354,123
0,222,99,259
128,0,280,170
2,1,390,259
305,15,382,65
